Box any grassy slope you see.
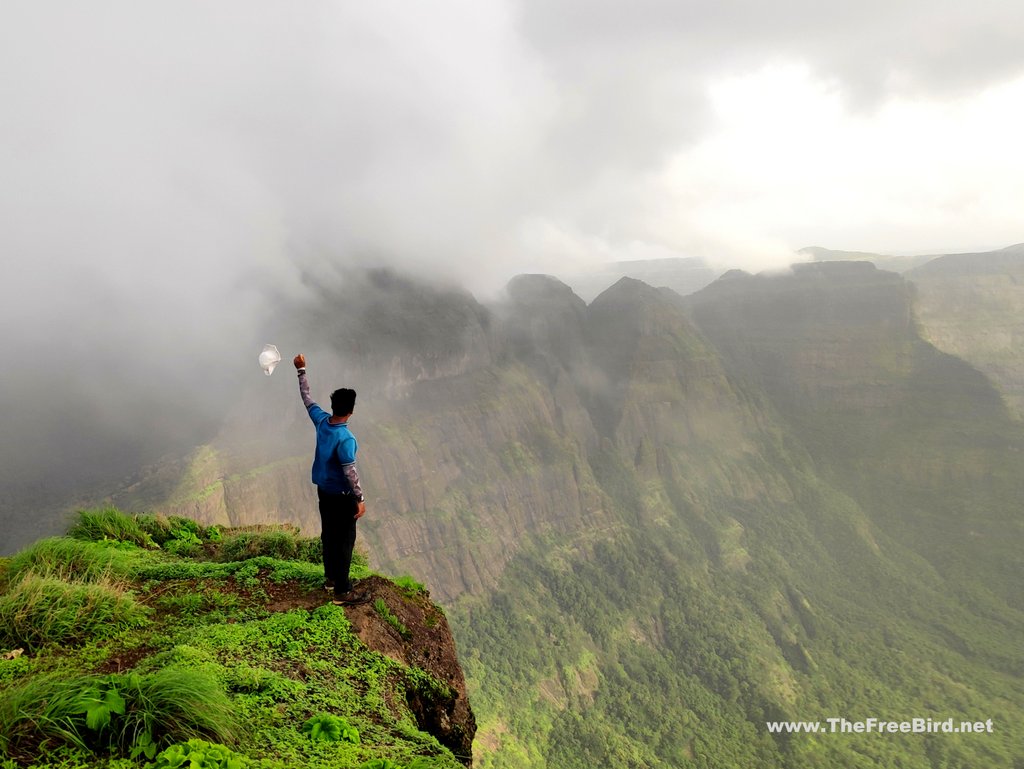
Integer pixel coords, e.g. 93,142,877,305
0,510,466,769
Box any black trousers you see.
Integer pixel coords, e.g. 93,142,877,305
317,488,359,595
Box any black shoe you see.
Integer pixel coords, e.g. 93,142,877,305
332,590,370,606
323,580,336,592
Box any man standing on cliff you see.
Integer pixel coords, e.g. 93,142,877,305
293,353,369,605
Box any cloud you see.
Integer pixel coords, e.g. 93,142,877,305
0,1,557,542
510,0,1024,265
4,1,1024,312
1,0,1024,546
517,0,1024,107
655,65,1024,258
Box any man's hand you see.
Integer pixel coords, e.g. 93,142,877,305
293,353,306,370
355,500,366,520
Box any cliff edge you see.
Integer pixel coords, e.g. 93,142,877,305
0,508,475,769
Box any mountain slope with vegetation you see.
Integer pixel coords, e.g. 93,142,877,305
0,508,474,769
77,265,1024,766
454,269,1023,767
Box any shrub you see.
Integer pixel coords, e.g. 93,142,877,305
68,508,156,549
164,538,203,558
134,514,174,545
135,514,224,548
145,517,224,557
167,517,203,538
0,667,237,759
0,574,148,649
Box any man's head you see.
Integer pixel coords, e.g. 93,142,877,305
330,388,356,417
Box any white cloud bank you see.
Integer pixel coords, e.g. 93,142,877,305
1,1,1023,522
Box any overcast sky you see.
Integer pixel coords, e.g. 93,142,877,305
4,1,1024,300
2,1,1024,544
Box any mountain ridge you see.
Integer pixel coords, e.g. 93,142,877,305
40,262,1024,766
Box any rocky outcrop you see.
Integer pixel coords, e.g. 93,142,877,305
345,576,475,765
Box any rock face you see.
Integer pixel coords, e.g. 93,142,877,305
686,261,1023,609
907,246,1024,419
687,261,920,414
346,576,476,765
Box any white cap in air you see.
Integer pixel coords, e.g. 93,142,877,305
258,344,282,376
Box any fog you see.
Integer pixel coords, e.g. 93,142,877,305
2,1,1024,551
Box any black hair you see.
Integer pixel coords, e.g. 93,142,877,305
330,388,356,417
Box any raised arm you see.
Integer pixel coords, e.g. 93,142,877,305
294,353,316,410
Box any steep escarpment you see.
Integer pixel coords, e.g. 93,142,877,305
458,267,1024,767
907,245,1024,419
687,261,920,414
687,261,1024,608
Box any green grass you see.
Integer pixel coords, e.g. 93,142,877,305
393,576,428,596
3,538,130,586
0,574,149,650
133,555,328,587
373,599,412,641
216,531,335,568
0,667,237,759
0,509,466,769
68,508,156,549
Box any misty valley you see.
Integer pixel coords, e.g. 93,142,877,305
3,248,1024,768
